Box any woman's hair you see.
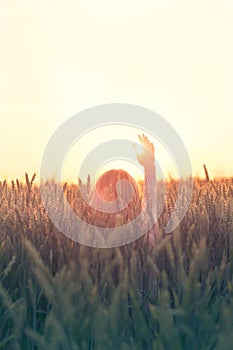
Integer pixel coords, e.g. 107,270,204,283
88,169,140,227
94,169,139,202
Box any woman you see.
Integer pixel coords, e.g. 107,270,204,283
86,134,159,243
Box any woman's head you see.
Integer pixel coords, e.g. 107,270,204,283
94,169,139,202
88,169,140,227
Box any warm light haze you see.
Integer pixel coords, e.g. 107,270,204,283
1,0,233,183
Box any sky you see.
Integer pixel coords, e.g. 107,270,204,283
0,0,233,183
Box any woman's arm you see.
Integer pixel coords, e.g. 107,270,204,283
135,134,159,243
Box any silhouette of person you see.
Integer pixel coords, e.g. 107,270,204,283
86,134,159,243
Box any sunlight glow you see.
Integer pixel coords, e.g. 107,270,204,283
61,125,178,184
0,1,233,182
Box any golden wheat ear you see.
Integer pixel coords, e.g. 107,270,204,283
203,164,210,182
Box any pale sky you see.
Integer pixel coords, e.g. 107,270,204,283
0,0,233,183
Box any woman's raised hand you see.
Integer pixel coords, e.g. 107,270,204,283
134,134,155,171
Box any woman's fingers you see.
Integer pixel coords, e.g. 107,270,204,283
138,134,151,148
137,133,155,158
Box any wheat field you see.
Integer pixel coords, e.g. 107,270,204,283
0,173,233,349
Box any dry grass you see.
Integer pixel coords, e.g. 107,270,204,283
0,173,233,349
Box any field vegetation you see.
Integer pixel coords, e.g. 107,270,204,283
0,172,233,349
